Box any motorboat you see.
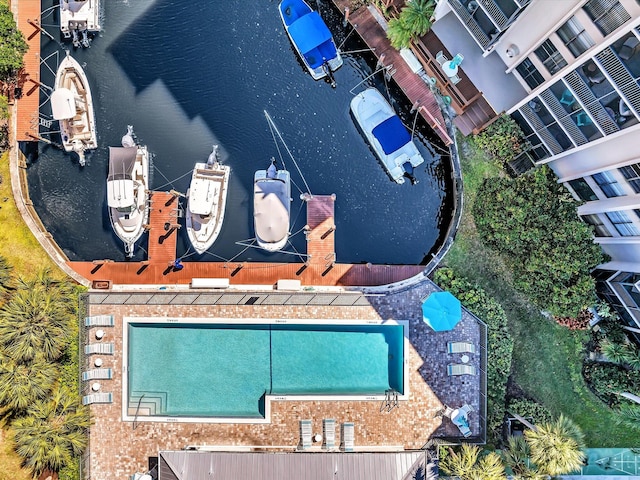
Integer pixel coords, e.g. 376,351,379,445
185,145,230,254
350,87,425,185
50,52,97,166
279,0,343,84
253,158,291,252
107,126,149,257
59,0,101,48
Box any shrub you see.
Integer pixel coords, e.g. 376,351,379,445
434,267,513,444
582,361,640,407
507,398,554,425
474,115,526,167
472,165,606,318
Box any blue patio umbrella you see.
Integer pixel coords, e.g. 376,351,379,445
421,291,462,331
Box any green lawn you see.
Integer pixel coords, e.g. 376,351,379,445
443,138,637,446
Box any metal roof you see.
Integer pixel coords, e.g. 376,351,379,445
158,451,434,480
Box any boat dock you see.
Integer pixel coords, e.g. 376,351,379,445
333,1,452,145
67,191,425,288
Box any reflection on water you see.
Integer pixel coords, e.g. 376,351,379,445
28,0,453,265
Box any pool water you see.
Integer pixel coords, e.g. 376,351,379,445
127,322,404,417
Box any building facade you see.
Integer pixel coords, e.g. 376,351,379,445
426,0,640,337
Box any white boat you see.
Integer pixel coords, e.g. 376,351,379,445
60,0,101,48
107,126,149,257
350,87,425,185
185,145,231,255
279,0,343,83
253,159,291,252
50,52,97,166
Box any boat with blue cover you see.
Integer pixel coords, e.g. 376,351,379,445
350,88,425,185
279,0,343,82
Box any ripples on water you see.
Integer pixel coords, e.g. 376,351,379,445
28,0,453,265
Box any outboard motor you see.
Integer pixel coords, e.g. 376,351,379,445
72,29,80,48
403,161,419,185
81,30,90,48
322,59,336,88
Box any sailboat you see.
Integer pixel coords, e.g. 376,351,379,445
106,126,150,257
50,52,97,166
279,0,343,83
253,158,291,252
185,145,231,254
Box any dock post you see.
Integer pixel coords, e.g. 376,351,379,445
343,7,350,27
376,53,386,70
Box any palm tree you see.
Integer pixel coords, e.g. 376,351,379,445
502,436,547,480
614,402,640,430
400,0,436,38
0,353,58,415
440,444,506,480
601,338,630,363
524,414,586,476
0,271,75,363
0,255,14,298
12,386,90,479
387,16,413,49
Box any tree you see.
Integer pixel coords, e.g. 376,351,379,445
386,0,435,49
0,1,28,81
524,414,586,476
472,165,606,318
399,0,435,37
12,386,90,479
0,271,75,363
502,436,547,480
440,444,506,480
0,353,58,415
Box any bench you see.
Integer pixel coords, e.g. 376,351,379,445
191,278,230,289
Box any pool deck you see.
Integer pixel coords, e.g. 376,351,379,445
82,281,485,479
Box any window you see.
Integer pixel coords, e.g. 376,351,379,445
619,164,640,193
515,58,544,89
592,171,625,197
583,0,631,36
534,40,567,75
557,17,595,57
605,210,640,236
581,214,612,237
569,178,598,201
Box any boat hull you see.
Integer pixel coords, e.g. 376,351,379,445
52,54,97,165
107,146,149,257
253,169,291,252
185,162,231,254
279,0,343,80
350,88,425,184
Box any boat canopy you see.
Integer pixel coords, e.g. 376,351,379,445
289,12,333,56
372,115,412,155
107,147,137,209
254,179,289,243
51,88,76,120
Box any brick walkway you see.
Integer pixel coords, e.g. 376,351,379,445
83,280,483,479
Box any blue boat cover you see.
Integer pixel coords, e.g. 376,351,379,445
289,12,333,56
372,115,411,154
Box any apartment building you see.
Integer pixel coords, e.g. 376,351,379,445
418,0,640,338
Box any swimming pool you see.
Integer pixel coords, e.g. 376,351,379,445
568,448,640,476
124,318,407,423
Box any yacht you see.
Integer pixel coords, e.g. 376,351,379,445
60,0,101,48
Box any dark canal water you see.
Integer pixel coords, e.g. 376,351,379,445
28,0,453,265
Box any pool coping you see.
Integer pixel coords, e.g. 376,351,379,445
121,316,410,424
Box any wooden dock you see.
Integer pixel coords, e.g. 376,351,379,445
336,2,452,145
67,191,425,288
11,0,42,142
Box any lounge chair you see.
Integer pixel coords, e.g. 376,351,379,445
82,392,113,405
84,343,114,355
447,364,477,376
341,422,354,452
84,315,114,327
323,418,336,450
447,341,476,354
299,419,312,450
82,368,113,381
